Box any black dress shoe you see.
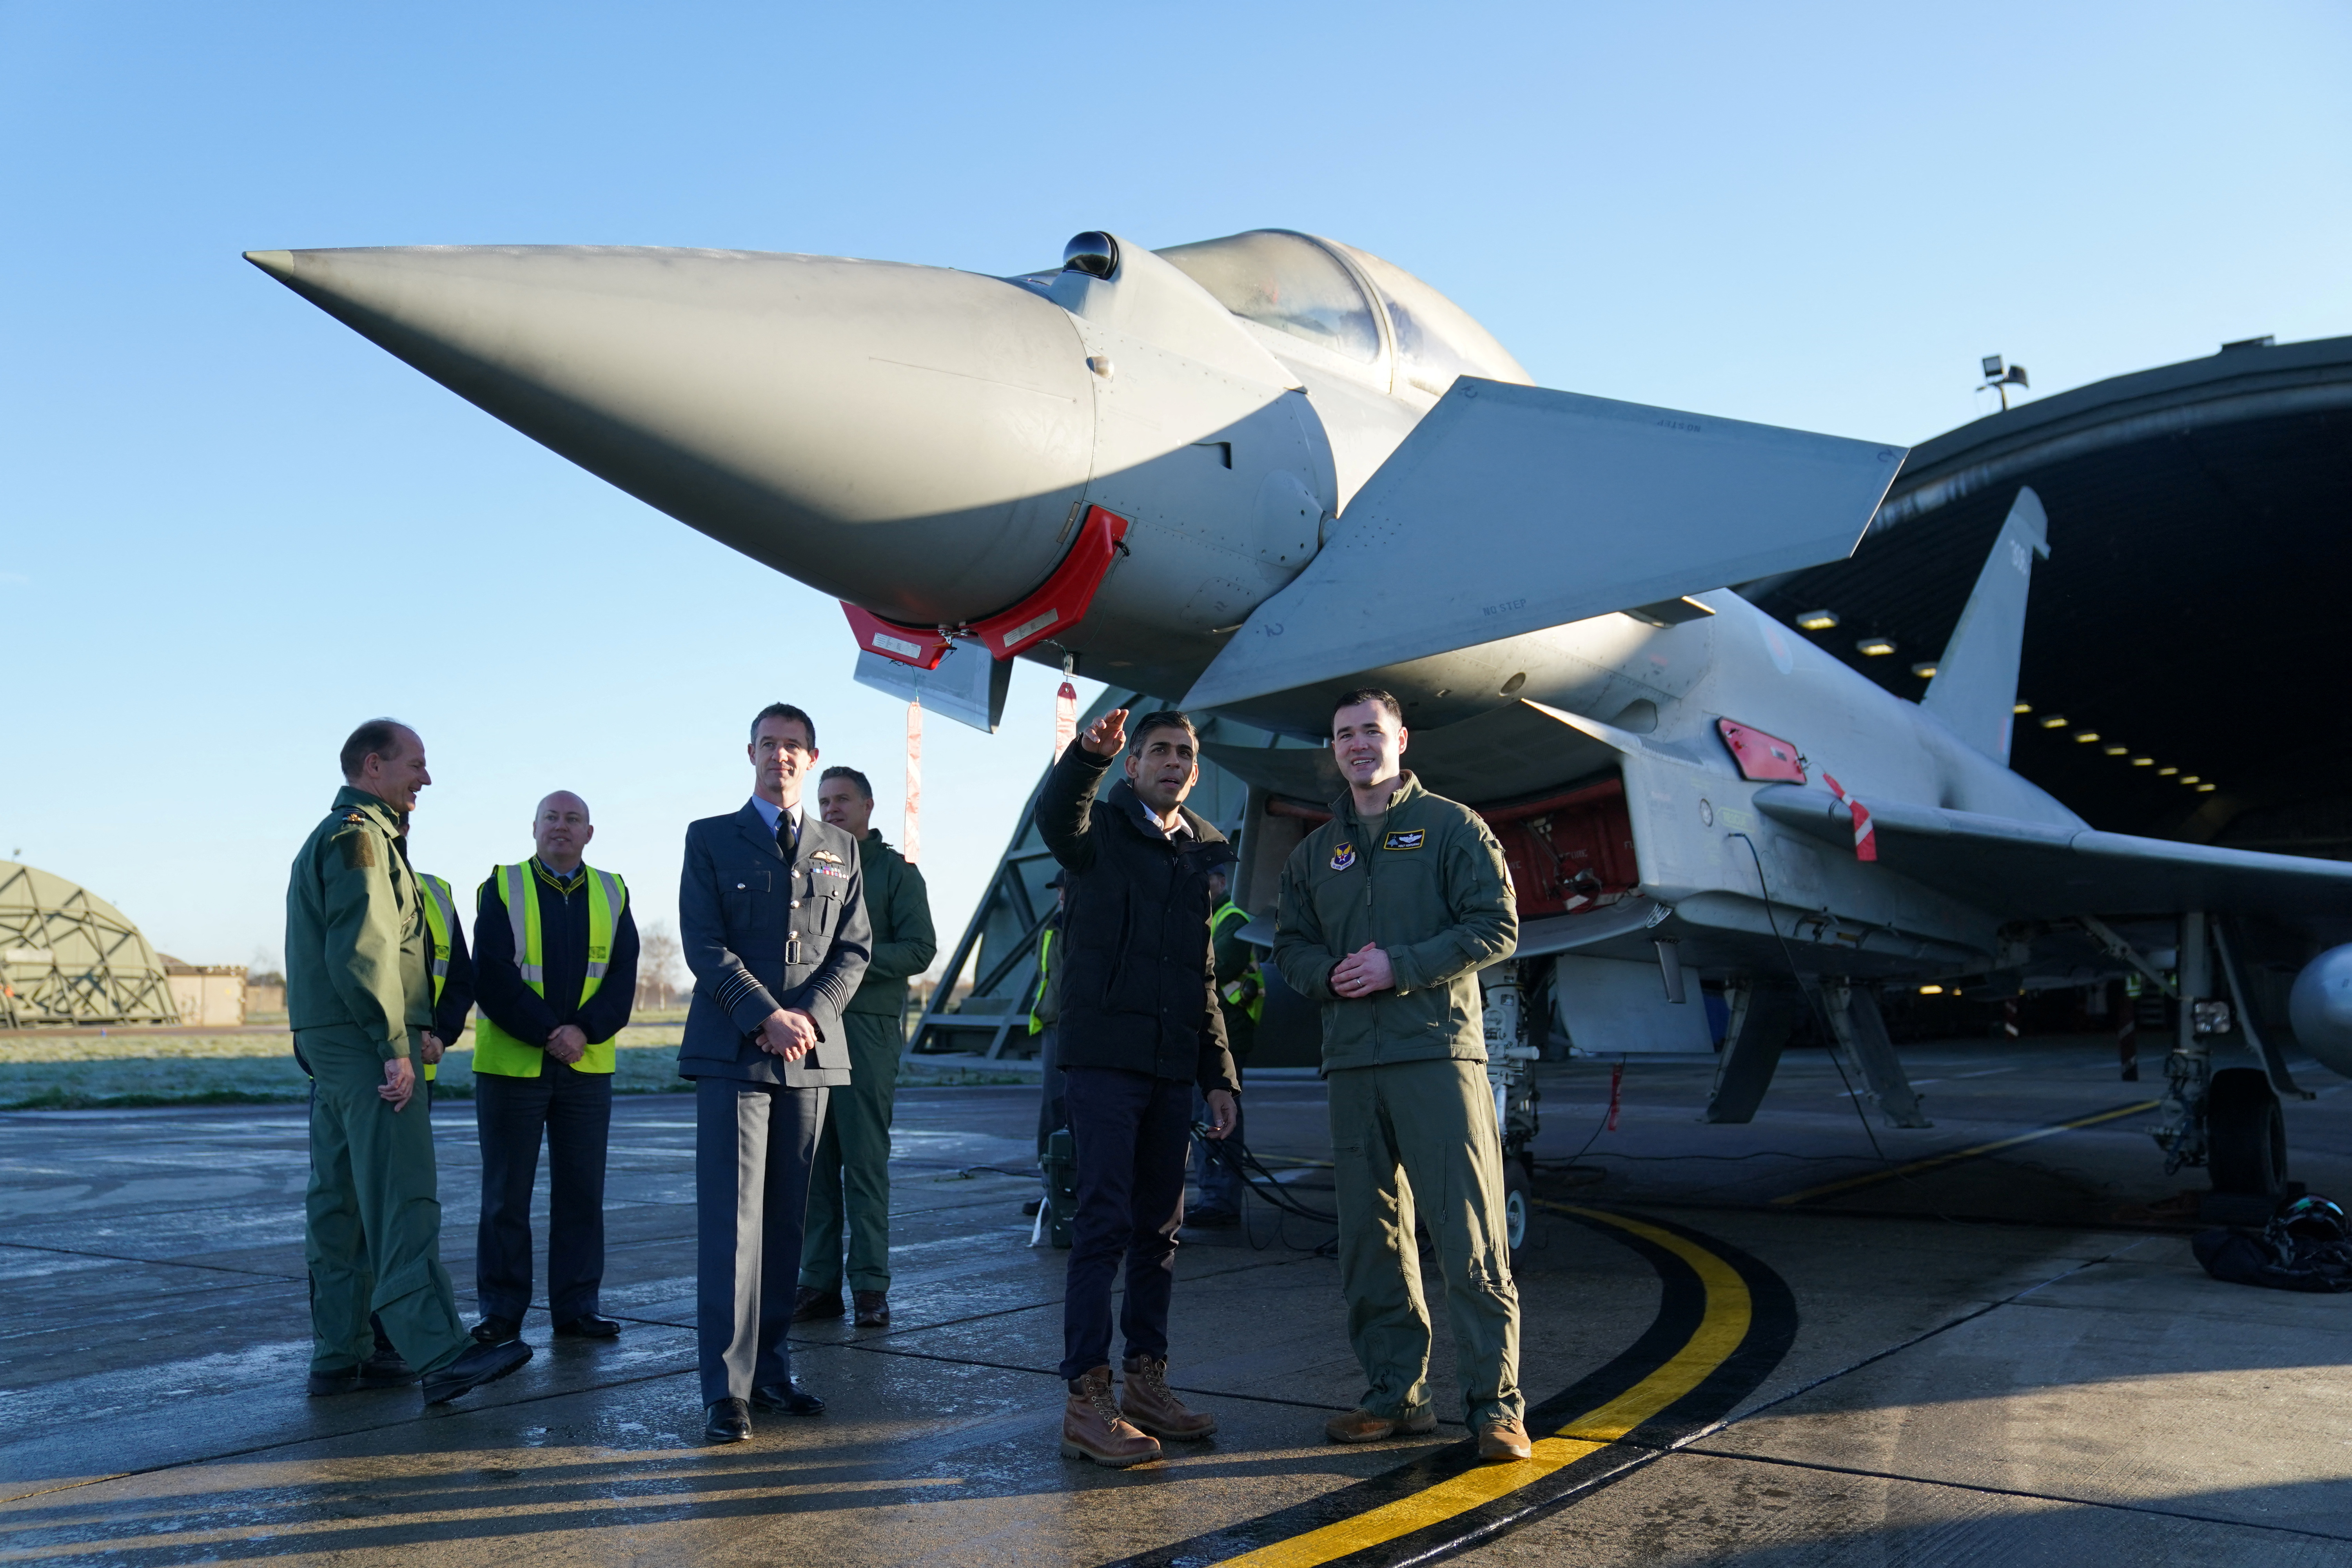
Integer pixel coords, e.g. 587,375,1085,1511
307,1366,361,1397
470,1314,523,1346
357,1343,416,1387
421,1338,532,1405
705,1397,753,1443
751,1381,825,1417
1185,1207,1241,1230
554,1314,621,1339
791,1286,843,1323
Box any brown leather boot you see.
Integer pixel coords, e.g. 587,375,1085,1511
1119,1355,1216,1440
1324,1404,1438,1443
1476,1415,1534,1461
1061,1367,1161,1468
853,1290,890,1327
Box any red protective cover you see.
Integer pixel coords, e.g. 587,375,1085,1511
969,506,1131,659
840,603,955,670
1717,718,1808,783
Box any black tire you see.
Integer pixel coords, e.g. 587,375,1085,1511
2208,1067,2288,1196
1501,1154,1533,1266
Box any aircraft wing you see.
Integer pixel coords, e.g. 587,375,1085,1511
1754,785,2352,919
1183,379,1904,710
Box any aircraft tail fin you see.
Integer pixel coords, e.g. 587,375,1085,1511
1920,487,2049,764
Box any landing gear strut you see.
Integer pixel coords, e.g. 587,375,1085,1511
1481,960,1542,1266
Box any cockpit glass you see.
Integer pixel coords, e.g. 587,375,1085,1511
1335,243,1532,394
1156,230,1382,365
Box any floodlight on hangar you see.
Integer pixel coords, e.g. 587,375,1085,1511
0,861,177,1027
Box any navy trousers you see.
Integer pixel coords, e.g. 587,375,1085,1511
473,1058,613,1324
695,1077,827,1405
1059,1066,1192,1380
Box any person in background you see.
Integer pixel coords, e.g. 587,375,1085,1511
468,791,638,1348
797,765,936,1329
1186,866,1259,1229
414,867,474,1101
1031,873,1068,1163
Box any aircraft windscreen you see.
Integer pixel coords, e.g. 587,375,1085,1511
1156,230,1382,364
1334,241,1532,393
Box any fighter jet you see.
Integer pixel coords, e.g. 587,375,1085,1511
248,229,2352,1206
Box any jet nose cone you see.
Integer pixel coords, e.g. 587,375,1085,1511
247,245,1096,622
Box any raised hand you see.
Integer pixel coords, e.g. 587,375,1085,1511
1080,708,1129,759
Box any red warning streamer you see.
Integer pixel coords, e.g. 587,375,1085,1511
1823,773,1878,862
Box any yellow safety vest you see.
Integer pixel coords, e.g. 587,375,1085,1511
416,872,461,1082
1213,901,1263,1023
472,860,628,1077
1028,926,1055,1035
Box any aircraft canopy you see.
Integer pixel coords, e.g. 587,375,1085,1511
1158,229,1529,394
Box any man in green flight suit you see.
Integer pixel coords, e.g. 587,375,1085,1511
1272,689,1530,1463
796,765,938,1328
285,718,531,1405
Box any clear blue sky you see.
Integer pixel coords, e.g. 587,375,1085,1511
3,2,2345,978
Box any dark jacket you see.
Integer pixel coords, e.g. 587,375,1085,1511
678,802,871,1087
473,860,641,1048
284,786,430,1060
1036,743,1238,1093
1273,771,1518,1074
844,831,937,1018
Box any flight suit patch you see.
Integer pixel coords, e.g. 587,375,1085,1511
1330,842,1357,871
1382,829,1427,851
340,833,376,870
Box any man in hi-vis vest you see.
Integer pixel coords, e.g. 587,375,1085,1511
469,790,639,1347
414,871,476,1102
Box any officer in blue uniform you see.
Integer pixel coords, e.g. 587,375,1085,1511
678,702,871,1443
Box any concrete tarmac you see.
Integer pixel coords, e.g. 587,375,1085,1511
4,1036,2351,1564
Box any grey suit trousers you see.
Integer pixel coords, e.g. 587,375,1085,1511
696,1076,828,1404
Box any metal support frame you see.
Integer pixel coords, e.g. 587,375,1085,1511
2214,918,2314,1101
903,687,1284,1061
1480,960,1541,1154
1819,981,1932,1128
2157,909,2212,1172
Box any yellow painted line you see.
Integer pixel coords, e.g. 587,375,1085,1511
1769,1100,2161,1206
1214,1207,1749,1568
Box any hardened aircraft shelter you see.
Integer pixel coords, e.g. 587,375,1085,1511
0,860,176,1027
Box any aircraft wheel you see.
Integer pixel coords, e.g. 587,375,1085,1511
2207,1067,2287,1196
1502,1154,1533,1265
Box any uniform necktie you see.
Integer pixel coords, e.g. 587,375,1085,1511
776,811,796,858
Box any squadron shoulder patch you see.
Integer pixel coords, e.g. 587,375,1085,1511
1382,829,1427,851
1329,842,1357,872
339,832,376,870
